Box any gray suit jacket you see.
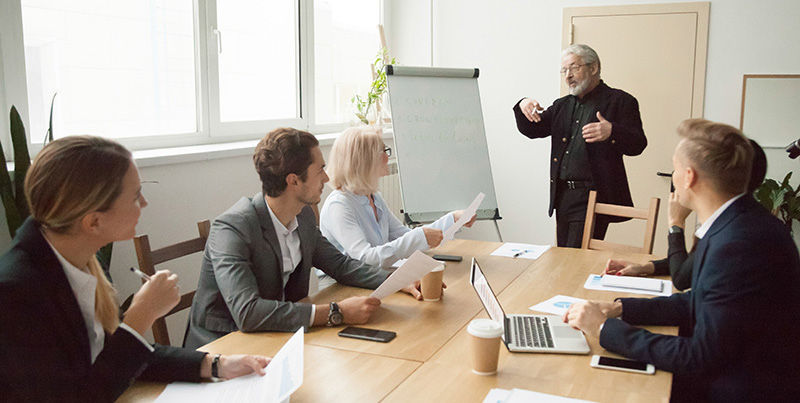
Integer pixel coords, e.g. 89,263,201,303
184,193,389,349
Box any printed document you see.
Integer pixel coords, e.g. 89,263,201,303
443,192,485,241
371,250,441,299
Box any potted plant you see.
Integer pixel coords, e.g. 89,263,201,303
351,47,396,125
754,172,800,235
1,100,114,279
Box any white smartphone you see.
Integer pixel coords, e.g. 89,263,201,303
590,355,655,375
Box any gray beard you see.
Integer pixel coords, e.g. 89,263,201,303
569,79,591,96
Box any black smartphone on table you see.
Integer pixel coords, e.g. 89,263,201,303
433,254,462,262
338,326,396,343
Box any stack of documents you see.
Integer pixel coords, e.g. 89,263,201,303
583,274,672,297
484,388,596,403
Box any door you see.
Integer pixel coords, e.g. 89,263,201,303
563,3,709,256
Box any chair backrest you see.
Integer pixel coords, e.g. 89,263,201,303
581,191,660,254
133,220,210,346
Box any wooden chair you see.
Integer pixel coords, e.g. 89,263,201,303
581,191,660,254
133,220,210,346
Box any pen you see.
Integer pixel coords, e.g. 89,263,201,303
130,267,151,281
512,251,523,258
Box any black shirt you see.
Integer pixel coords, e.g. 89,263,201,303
559,95,595,181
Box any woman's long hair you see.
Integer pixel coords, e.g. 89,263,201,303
25,136,133,333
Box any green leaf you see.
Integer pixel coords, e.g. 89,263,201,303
10,106,31,220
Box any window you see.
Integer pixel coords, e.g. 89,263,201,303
313,0,381,126
4,0,385,151
21,0,197,142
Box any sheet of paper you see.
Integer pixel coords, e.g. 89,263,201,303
371,250,440,299
482,388,511,403
155,328,304,403
505,388,596,403
443,192,485,241
529,295,587,316
600,274,664,292
583,274,672,297
389,258,408,269
490,242,551,260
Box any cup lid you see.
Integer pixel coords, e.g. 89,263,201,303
467,318,503,338
430,263,445,272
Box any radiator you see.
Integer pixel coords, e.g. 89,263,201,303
377,160,403,219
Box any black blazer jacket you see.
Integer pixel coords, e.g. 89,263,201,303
0,218,206,402
513,81,647,221
600,196,800,402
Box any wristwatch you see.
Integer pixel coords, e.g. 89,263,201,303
211,354,221,379
327,302,343,327
669,225,684,234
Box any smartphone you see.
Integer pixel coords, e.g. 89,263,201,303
433,254,462,262
590,355,655,375
338,326,396,343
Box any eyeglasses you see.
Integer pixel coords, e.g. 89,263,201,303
560,64,587,75
383,146,392,157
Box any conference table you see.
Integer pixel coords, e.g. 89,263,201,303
118,240,677,402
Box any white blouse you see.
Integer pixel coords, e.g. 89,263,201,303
45,235,152,362
320,190,454,268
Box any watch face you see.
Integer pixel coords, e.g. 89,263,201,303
331,312,344,325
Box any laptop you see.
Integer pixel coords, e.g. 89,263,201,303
469,258,590,354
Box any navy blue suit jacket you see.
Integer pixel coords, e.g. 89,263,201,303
0,218,206,402
600,196,800,402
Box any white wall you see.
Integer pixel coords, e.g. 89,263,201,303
388,0,800,245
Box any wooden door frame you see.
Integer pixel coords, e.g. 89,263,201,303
562,2,710,118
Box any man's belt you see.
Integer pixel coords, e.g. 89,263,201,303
559,180,593,190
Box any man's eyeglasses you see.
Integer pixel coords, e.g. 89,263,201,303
383,146,392,157
560,64,587,76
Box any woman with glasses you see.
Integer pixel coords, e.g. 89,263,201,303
0,136,269,402
320,127,475,277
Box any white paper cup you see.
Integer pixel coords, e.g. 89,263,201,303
420,263,445,301
467,319,504,375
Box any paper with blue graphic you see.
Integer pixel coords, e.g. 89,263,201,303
529,295,587,316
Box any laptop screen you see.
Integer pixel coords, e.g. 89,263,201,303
470,258,507,333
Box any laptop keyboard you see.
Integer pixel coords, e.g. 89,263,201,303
514,316,555,348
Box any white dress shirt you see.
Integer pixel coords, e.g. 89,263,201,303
320,190,455,268
694,193,745,240
265,199,315,325
44,235,152,363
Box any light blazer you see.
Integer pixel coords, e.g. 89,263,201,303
599,196,800,402
0,218,205,403
185,193,389,349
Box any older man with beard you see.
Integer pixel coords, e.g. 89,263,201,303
513,44,647,247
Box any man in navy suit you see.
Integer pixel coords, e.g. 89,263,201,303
564,119,800,402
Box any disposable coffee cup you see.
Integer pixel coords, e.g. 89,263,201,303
420,263,445,301
467,319,504,375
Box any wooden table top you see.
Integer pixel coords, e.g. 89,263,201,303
118,240,676,403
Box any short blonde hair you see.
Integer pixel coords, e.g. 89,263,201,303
327,127,384,195
676,119,753,196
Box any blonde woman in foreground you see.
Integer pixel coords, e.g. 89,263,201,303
0,136,268,402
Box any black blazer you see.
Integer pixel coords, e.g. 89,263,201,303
0,218,206,402
651,231,693,291
513,81,647,220
600,196,800,402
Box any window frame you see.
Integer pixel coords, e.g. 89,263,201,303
0,0,384,158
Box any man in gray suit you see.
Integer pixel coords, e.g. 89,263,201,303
185,128,420,349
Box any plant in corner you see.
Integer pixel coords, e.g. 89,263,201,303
754,172,800,235
1,99,114,280
351,47,397,125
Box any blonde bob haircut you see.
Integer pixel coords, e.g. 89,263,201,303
327,127,384,195
25,135,132,333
